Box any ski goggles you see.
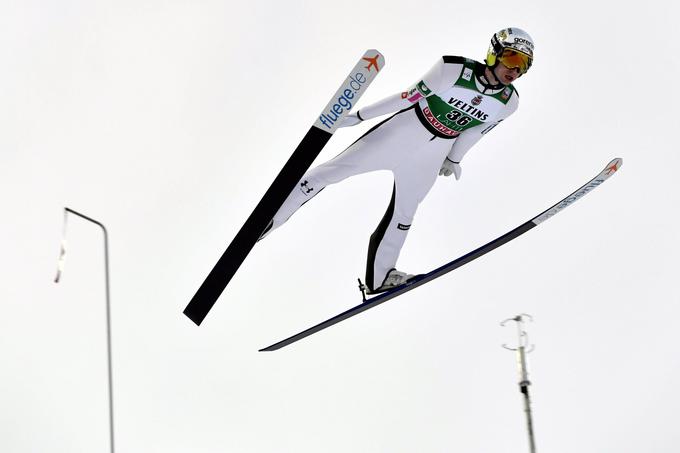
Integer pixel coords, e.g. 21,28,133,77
498,49,532,74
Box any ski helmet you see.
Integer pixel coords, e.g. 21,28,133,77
486,27,534,74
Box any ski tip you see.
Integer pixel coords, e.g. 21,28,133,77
604,157,623,175
361,50,385,73
363,49,383,58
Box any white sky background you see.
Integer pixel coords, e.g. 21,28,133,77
1,0,679,452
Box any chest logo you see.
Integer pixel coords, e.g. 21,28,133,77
462,67,473,81
416,80,432,96
471,95,483,106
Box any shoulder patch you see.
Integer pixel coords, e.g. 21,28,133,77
442,55,473,65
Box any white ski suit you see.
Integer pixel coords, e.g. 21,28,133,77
267,56,520,291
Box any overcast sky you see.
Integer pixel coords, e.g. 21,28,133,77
2,1,679,452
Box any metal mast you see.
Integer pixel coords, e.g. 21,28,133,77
55,207,115,453
501,314,536,453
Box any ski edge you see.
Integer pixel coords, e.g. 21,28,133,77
183,49,385,326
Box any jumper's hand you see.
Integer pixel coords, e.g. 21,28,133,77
338,113,362,128
439,158,461,180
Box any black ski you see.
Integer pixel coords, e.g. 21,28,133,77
184,50,385,325
260,158,623,351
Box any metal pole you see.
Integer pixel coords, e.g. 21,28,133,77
501,314,536,453
55,207,115,453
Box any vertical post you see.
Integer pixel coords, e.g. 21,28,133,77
502,314,536,453
55,207,115,453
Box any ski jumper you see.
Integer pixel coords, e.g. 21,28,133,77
267,56,520,291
